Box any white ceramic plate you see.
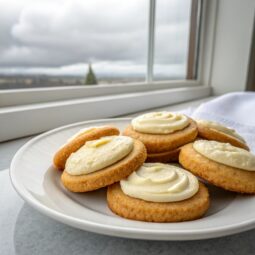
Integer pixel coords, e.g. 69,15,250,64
10,118,255,240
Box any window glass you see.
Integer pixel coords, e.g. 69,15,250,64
0,0,148,89
0,0,196,89
153,0,192,80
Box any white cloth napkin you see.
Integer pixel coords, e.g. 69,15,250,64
184,92,255,152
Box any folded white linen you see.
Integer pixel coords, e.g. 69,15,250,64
186,92,255,152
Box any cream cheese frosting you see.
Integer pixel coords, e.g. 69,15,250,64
65,136,134,175
131,111,189,134
193,140,255,171
196,119,245,143
120,163,199,202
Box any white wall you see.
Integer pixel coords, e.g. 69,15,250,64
210,0,255,95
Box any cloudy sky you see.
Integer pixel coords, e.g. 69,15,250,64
0,0,191,78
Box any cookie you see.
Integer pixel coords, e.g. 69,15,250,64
53,126,119,170
196,121,249,150
146,147,180,163
107,163,209,222
179,143,255,193
61,139,147,192
123,119,198,153
107,182,209,222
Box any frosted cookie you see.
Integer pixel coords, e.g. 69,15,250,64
179,140,255,193
53,126,119,170
107,163,209,222
61,136,147,192
196,119,249,150
123,112,198,162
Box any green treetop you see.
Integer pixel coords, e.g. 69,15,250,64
85,63,98,85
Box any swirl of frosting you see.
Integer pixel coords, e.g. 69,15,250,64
65,136,134,175
196,119,246,143
131,112,189,134
120,163,199,202
193,140,255,171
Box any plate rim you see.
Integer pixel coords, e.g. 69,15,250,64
9,118,255,240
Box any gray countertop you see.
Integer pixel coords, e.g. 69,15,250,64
1,98,255,255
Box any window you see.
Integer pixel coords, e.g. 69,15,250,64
0,0,216,142
0,0,200,90
154,0,193,81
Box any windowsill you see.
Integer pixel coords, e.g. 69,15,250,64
0,86,211,142
0,80,200,107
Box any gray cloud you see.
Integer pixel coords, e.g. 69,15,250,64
0,0,191,77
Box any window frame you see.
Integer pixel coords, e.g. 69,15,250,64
0,0,213,107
